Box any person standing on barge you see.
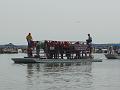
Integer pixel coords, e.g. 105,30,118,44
26,33,33,57
86,34,92,57
26,33,33,48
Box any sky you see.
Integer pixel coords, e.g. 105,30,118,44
0,0,120,45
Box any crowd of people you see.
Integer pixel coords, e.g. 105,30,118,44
26,33,93,59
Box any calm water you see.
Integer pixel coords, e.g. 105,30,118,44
0,53,120,90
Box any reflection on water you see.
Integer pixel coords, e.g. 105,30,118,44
1,54,120,90
26,63,93,90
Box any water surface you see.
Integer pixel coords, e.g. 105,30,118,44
0,53,120,90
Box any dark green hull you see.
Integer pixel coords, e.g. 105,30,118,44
11,58,102,63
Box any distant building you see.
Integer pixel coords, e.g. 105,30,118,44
0,43,18,54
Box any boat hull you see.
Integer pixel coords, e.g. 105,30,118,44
105,54,120,59
11,58,102,63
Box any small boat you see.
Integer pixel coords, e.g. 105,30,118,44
105,53,120,59
105,46,120,59
11,57,102,63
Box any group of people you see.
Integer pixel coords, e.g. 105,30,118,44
26,33,92,59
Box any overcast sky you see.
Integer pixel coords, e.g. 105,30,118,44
0,0,120,45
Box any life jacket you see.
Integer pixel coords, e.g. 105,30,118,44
26,35,32,41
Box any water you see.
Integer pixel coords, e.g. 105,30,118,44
0,53,120,90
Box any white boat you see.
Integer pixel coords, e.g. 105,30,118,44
11,57,102,63
105,46,120,59
105,53,120,59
